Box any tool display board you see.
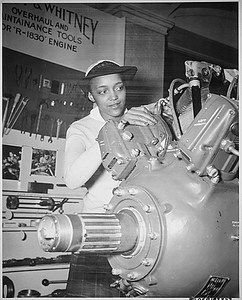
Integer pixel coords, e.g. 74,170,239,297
2,47,92,141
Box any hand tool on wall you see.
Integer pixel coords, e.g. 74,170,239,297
63,120,67,137
52,197,68,213
30,72,39,91
5,93,21,127
2,221,27,228
2,97,10,136
48,117,55,143
24,67,32,89
3,255,71,268
6,195,78,212
38,74,43,90
29,114,37,136
35,98,48,138
3,210,46,220
15,65,23,86
4,96,30,135
21,109,28,134
56,119,63,139
40,114,50,141
6,195,55,211
42,279,67,286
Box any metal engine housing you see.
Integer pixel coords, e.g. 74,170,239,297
38,93,239,297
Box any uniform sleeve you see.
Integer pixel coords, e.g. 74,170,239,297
64,126,102,189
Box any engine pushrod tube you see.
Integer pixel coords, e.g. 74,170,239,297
38,213,138,254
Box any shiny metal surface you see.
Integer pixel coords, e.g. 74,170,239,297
37,93,239,297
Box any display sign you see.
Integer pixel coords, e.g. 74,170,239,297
2,3,125,71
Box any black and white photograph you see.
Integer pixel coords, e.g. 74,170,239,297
2,145,22,180
30,148,56,176
2,2,240,299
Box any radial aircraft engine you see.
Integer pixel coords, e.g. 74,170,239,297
38,80,239,297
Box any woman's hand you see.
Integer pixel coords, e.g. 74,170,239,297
146,98,173,123
118,105,158,129
145,100,163,115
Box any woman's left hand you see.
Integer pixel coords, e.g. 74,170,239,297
144,100,162,115
118,105,158,129
118,99,165,129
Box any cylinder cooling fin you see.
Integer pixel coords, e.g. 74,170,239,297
177,94,239,179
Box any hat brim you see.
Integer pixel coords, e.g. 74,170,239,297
85,65,137,82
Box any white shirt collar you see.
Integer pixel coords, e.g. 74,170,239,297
90,106,106,123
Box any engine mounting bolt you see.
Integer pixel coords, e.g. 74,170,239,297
149,156,157,161
128,188,138,195
112,268,122,275
142,258,152,266
174,149,182,158
127,272,138,280
117,158,125,165
113,188,125,196
121,130,133,141
143,205,152,213
186,163,195,172
211,176,220,184
130,148,140,157
151,138,159,145
103,204,113,211
206,165,218,177
157,146,164,156
149,232,158,240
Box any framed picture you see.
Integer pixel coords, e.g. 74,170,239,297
2,144,22,180
30,148,56,177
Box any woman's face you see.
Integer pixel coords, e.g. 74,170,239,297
88,73,126,121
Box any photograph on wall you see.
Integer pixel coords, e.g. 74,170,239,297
2,145,22,180
30,148,56,176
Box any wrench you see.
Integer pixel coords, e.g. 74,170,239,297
35,99,48,139
21,111,28,134
29,114,37,136
40,115,50,141
48,117,55,143
56,119,63,139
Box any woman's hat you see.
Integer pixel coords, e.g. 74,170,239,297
85,60,137,81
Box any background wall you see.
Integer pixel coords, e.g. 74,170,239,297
86,2,238,105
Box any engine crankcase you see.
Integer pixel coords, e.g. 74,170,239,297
37,93,239,298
